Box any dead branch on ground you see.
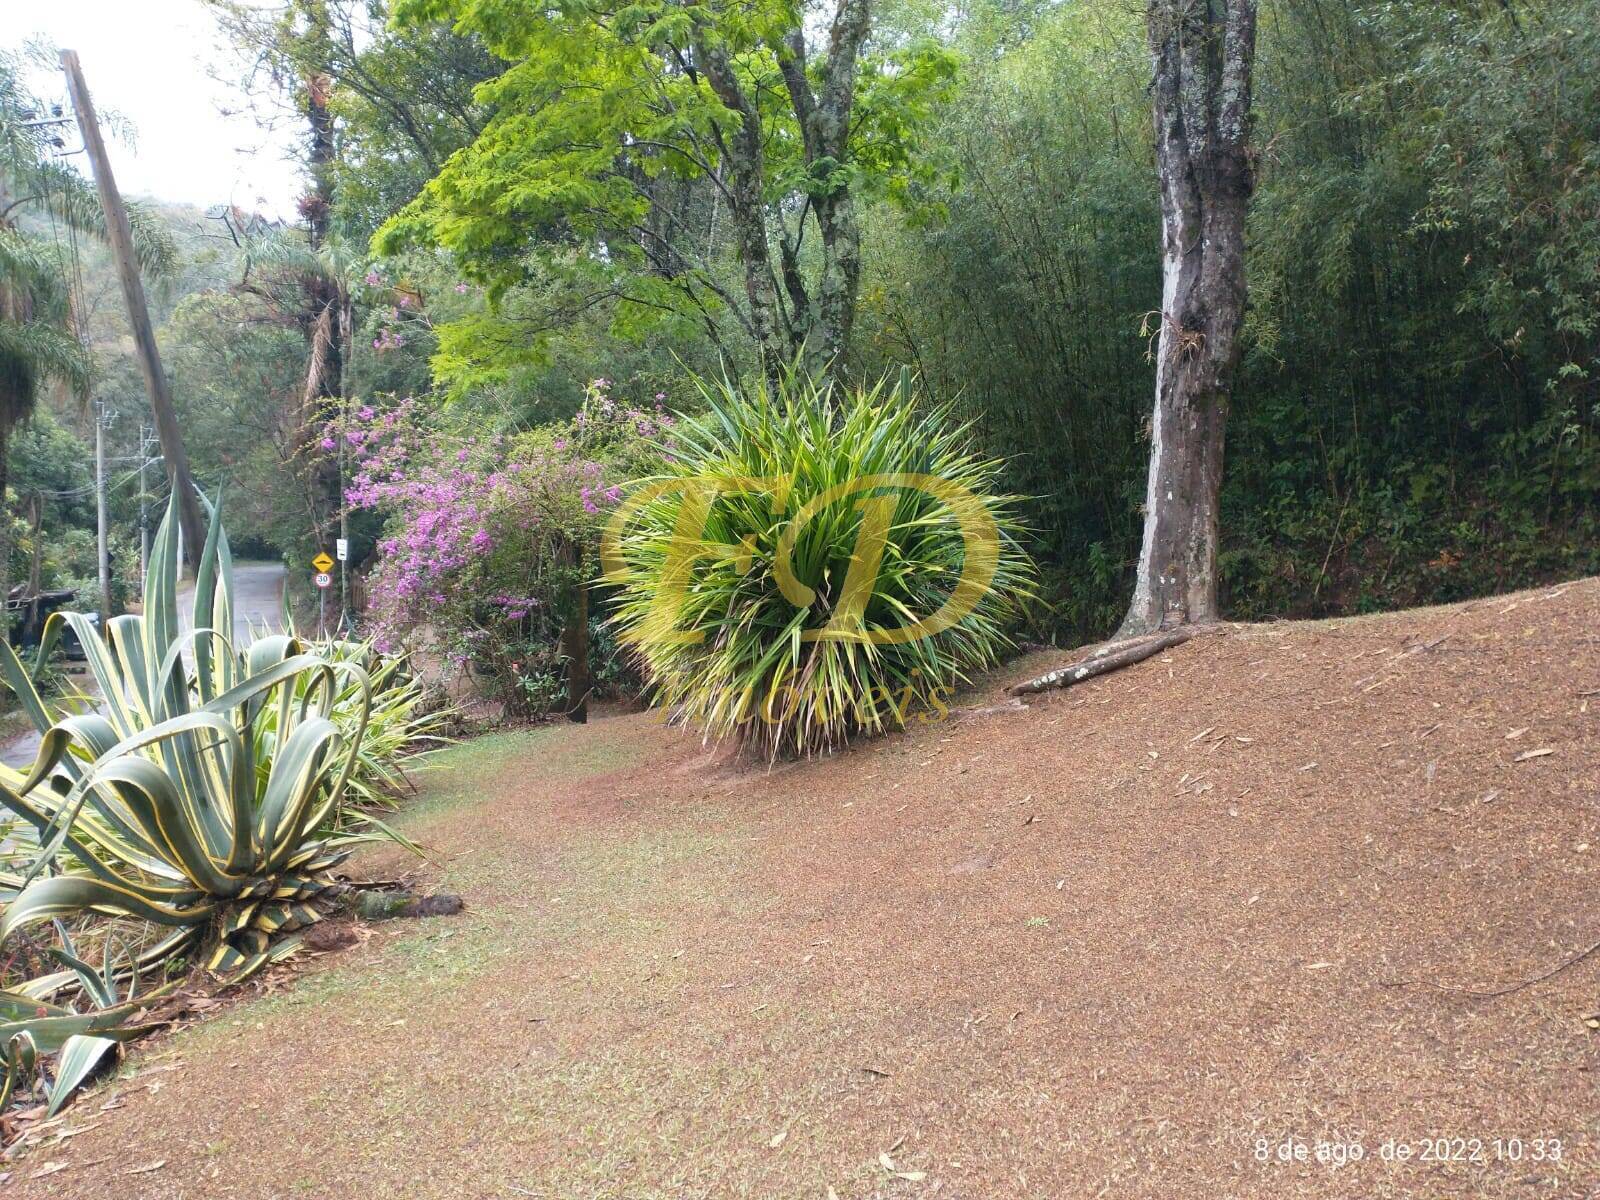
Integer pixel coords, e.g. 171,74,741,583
1009,628,1196,697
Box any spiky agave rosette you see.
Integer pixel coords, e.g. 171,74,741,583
0,492,389,988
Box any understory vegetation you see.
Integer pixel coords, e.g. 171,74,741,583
608,371,1033,756
7,2,1595,660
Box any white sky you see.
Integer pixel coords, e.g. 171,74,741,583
12,0,302,218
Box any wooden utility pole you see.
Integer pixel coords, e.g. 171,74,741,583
95,399,112,619
138,421,152,587
61,49,207,569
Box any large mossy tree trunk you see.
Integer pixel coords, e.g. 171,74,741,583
777,0,870,376
693,0,873,384
1120,0,1259,638
693,39,790,382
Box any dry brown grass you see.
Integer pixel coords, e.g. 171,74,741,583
5,579,1597,1199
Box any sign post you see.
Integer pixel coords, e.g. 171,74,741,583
312,553,335,637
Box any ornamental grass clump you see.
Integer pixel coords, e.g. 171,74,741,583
606,370,1035,757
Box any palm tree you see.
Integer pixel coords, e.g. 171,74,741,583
238,230,361,620
0,50,173,640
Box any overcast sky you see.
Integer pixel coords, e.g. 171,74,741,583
14,0,302,218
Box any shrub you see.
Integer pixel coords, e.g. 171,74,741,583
267,630,455,821
0,495,394,987
340,383,660,717
606,370,1035,757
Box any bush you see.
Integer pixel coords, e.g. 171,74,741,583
607,370,1035,757
341,384,659,718
265,631,456,821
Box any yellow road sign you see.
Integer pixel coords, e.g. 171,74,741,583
311,552,335,573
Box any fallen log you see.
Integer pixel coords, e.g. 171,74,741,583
1009,628,1195,696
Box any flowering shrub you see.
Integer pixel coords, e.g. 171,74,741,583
337,381,664,716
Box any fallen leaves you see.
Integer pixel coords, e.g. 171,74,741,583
879,1148,927,1182
1513,748,1555,762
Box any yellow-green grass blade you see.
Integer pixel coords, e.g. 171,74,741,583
0,991,70,1022
0,635,60,739
0,1030,39,1110
220,902,260,937
0,999,164,1056
257,716,342,873
190,492,236,704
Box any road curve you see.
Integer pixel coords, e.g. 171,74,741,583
0,561,286,769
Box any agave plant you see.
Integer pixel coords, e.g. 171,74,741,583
264,630,454,821
0,921,168,1114
0,494,388,982
606,369,1035,757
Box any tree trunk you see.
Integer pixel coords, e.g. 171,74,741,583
1120,0,1259,638
775,0,871,377
297,6,345,559
558,541,590,724
694,0,871,383
0,422,9,647
26,492,41,595
812,191,862,372
693,36,789,382
298,298,343,549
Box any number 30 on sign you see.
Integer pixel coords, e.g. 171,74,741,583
314,572,332,590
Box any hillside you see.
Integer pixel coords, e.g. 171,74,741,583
5,579,1596,1199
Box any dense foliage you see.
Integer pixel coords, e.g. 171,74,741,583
339,382,658,714
6,0,1599,727
857,0,1600,639
607,371,1033,756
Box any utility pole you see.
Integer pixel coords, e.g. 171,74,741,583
138,421,151,587
95,399,112,620
61,49,207,570
338,457,350,631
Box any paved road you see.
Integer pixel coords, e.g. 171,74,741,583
183,560,289,646
0,561,286,769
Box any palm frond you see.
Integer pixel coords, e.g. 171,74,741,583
0,315,91,411
25,163,177,277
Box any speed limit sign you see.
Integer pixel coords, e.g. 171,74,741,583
314,571,333,589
